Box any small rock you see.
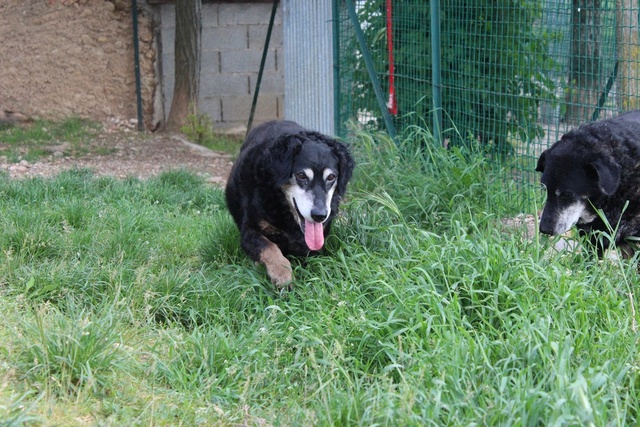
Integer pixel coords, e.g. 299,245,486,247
208,176,224,184
10,165,28,173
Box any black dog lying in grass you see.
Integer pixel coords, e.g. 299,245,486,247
536,110,640,257
225,120,355,287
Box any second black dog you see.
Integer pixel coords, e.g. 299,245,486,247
536,110,640,256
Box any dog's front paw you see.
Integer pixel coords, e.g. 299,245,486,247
259,242,293,288
267,261,292,288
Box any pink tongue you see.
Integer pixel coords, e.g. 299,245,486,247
304,220,324,251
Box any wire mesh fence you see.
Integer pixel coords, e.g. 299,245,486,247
334,0,640,210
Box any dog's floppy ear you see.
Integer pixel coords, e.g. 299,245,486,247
331,139,355,197
261,134,303,186
586,157,621,196
535,151,546,173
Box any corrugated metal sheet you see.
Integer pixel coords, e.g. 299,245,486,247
283,0,334,135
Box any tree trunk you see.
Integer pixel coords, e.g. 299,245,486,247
165,0,202,131
564,0,601,124
616,0,640,111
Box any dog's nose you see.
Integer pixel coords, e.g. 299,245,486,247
539,218,555,235
311,210,328,223
539,225,554,235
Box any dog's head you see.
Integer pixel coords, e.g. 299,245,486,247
264,131,354,251
535,142,621,235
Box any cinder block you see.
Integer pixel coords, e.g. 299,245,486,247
201,4,220,27
248,24,283,50
214,120,247,133
203,26,247,51
161,50,174,82
221,94,254,122
249,73,284,95
161,26,175,54
221,49,276,74
250,95,281,120
274,47,283,71
200,51,220,75
197,97,222,121
161,5,175,29
219,3,281,26
221,94,281,123
163,76,174,103
201,74,249,97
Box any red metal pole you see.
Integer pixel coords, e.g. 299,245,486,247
386,0,397,115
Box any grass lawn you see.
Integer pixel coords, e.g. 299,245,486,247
0,125,639,426
0,118,104,163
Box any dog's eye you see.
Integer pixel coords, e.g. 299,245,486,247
326,173,337,184
555,190,576,201
295,172,308,182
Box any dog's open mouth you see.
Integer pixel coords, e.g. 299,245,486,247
293,199,324,251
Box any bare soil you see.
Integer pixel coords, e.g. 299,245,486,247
0,130,234,186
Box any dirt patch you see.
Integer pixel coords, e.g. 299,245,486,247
0,129,234,185
500,213,538,240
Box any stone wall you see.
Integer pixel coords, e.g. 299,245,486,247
0,0,157,129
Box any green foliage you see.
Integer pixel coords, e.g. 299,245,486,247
180,112,242,155
0,389,41,426
349,124,520,228
180,112,216,145
344,0,560,152
16,301,124,395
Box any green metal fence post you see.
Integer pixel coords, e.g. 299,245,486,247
345,0,397,141
430,0,442,145
131,0,144,131
332,0,341,136
247,0,279,138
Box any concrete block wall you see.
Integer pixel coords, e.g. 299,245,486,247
160,2,283,134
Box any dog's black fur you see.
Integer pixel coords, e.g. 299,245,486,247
225,120,355,287
536,110,640,256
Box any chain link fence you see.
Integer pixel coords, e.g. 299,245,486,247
334,0,640,210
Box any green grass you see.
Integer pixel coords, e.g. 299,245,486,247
0,118,103,162
1,126,639,425
179,112,243,156
197,133,243,157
